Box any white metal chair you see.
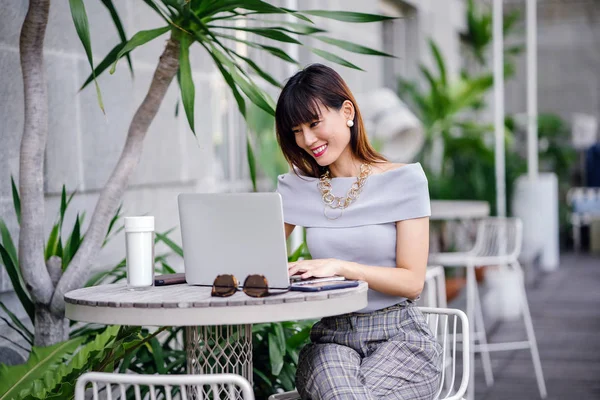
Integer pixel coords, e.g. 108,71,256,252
428,217,547,400
420,265,448,308
75,372,254,400
269,307,470,400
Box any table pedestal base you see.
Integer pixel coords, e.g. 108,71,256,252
186,324,253,397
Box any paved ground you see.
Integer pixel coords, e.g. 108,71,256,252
448,252,600,400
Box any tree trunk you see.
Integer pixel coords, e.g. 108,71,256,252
34,304,68,346
18,0,54,305
49,36,181,317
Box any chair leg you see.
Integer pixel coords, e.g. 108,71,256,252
472,272,495,387
466,267,476,400
514,262,547,399
573,222,581,253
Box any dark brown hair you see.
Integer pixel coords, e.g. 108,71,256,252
275,63,387,178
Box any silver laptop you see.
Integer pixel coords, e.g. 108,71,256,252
177,193,291,289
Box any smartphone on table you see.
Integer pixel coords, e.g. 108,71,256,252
290,280,359,292
154,272,186,286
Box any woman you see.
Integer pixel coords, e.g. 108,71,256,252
274,64,442,399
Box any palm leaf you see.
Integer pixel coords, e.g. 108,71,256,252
179,34,196,135
0,302,33,344
69,0,105,113
154,232,183,257
230,49,281,87
110,26,171,74
310,48,364,71
10,177,20,225
314,36,395,57
429,39,447,87
207,25,301,44
44,224,60,261
99,0,133,75
213,33,299,64
301,10,395,23
0,243,34,323
247,138,258,192
79,41,129,91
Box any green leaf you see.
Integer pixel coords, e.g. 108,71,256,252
154,232,183,257
69,0,105,114
0,335,29,353
251,19,326,35
148,337,166,374
286,326,311,349
209,44,274,115
100,0,134,75
0,220,18,272
179,34,196,136
0,336,85,400
213,33,299,65
0,243,34,323
287,242,305,262
45,224,60,261
310,48,364,71
110,26,171,74
10,177,20,225
200,42,247,116
429,39,447,87
26,326,120,400
0,315,32,346
247,137,257,192
104,204,123,241
62,214,82,270
314,36,394,57
230,50,281,88
79,41,128,91
208,25,301,44
301,10,395,23
268,332,284,376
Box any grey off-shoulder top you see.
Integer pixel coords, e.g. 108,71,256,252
276,162,431,313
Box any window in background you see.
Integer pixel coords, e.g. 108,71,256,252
380,1,419,92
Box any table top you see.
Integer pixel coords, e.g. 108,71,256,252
430,200,490,220
65,282,368,326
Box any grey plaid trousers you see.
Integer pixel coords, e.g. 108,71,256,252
296,301,442,399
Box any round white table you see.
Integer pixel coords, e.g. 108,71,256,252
430,200,490,221
65,282,368,386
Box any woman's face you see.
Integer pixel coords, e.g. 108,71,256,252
291,100,354,167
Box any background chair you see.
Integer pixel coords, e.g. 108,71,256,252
567,187,600,252
75,371,254,400
269,307,470,400
428,217,547,400
420,265,448,308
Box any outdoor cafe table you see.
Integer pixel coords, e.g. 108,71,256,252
64,281,368,383
430,200,490,221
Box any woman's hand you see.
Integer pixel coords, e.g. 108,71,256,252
288,258,345,280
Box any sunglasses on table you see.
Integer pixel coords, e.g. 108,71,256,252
211,274,290,298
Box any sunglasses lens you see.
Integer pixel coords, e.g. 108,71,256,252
243,274,269,298
212,274,238,297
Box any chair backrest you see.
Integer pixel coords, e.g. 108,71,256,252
420,266,448,309
75,372,254,400
471,217,523,261
419,307,470,400
567,187,600,223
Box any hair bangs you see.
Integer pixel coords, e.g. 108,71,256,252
280,87,324,136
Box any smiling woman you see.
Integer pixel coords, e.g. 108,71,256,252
273,63,442,400
274,63,387,180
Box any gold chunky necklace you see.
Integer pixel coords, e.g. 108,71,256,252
317,163,372,220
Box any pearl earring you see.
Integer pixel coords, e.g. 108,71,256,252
346,119,354,127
